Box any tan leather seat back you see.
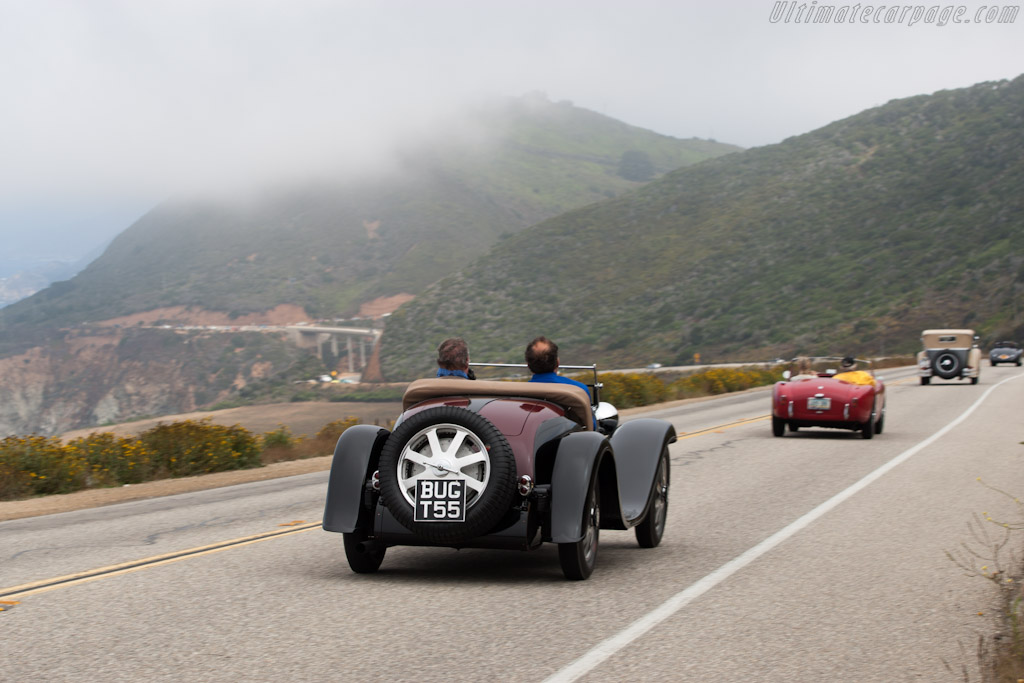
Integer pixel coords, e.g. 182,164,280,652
402,378,593,430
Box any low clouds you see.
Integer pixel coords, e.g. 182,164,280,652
1,0,1022,251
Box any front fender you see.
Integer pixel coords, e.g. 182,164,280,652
322,424,390,533
609,419,676,522
550,431,607,543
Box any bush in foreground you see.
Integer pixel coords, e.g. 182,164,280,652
258,417,364,465
1,419,264,501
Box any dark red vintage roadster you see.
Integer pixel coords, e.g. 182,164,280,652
771,357,887,439
323,364,676,580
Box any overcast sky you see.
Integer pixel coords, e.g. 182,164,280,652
1,0,1022,262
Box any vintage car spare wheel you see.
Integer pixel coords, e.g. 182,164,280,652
378,406,516,545
934,351,962,379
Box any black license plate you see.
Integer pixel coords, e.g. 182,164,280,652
414,480,466,522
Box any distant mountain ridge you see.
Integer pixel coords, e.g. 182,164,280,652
378,75,1024,379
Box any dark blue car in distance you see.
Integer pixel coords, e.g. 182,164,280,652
990,341,1023,366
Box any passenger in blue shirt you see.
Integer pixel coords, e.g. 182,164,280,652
435,337,475,379
525,336,594,426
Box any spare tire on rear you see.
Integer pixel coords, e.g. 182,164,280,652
378,406,517,545
934,351,962,379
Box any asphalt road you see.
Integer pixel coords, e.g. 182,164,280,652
3,365,1023,681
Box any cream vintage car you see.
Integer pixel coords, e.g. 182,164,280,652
917,329,982,385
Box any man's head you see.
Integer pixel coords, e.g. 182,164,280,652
437,338,469,371
525,336,559,374
840,355,857,370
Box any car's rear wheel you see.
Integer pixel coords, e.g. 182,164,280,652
934,352,962,379
635,447,669,548
559,477,600,580
771,417,785,437
874,410,885,435
920,376,930,385
971,376,979,385
861,402,876,439
378,406,516,545
343,530,386,573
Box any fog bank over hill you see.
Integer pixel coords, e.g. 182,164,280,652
379,75,1024,379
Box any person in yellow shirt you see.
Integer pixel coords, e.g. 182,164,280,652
834,356,875,386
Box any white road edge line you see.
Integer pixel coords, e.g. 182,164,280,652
544,372,1024,683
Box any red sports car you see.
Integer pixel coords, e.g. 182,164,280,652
771,357,886,439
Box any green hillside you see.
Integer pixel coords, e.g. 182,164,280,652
378,76,1024,380
0,94,737,353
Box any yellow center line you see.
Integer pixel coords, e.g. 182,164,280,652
675,414,770,439
1,522,322,601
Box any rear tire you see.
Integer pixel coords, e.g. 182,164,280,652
772,416,785,437
559,477,600,580
874,410,885,435
920,376,930,386
861,420,874,439
378,406,516,545
343,530,385,574
635,447,669,548
971,376,979,385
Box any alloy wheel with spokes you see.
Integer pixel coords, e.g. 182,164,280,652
395,422,491,510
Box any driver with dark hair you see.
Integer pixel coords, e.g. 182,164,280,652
435,337,475,379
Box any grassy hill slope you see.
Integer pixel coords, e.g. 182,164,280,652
378,76,1024,379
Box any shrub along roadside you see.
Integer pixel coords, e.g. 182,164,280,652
259,417,362,465
1,419,261,501
0,416,376,501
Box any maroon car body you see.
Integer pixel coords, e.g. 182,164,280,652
771,357,886,439
323,364,676,580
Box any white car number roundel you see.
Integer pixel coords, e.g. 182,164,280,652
414,480,466,522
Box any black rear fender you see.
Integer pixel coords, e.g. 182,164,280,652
550,431,608,543
609,418,677,523
322,425,391,534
